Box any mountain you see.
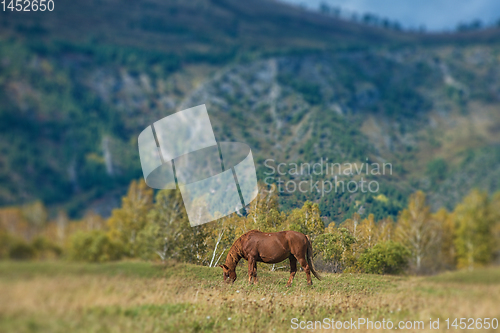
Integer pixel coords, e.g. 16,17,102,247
1,0,500,223
2,0,500,52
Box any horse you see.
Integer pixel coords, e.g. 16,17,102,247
219,230,321,286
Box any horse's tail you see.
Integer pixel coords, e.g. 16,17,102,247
306,235,321,281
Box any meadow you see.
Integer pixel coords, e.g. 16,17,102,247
0,261,499,332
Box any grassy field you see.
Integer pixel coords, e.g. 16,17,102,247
0,261,499,332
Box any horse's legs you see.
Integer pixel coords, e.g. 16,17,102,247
248,257,257,284
286,255,297,287
253,260,258,284
248,257,253,284
297,256,312,286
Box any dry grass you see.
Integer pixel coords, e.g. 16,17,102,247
0,261,499,332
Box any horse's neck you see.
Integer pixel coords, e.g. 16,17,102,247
226,241,242,269
226,255,240,270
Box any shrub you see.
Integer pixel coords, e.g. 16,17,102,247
8,241,36,260
68,230,123,262
0,230,35,260
358,241,409,274
31,236,62,259
0,231,15,259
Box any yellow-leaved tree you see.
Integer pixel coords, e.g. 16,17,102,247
107,179,153,256
454,190,495,270
246,184,287,233
287,201,324,241
339,212,361,240
395,191,441,274
357,213,378,252
377,216,395,242
432,208,456,270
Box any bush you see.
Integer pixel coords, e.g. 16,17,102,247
68,230,123,262
0,230,35,260
31,236,62,259
8,241,36,260
1,231,60,260
358,241,409,274
0,231,15,259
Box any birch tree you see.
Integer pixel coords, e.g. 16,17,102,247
377,216,395,242
395,191,440,274
135,188,207,263
287,201,325,241
339,212,361,239
357,214,378,251
246,183,286,232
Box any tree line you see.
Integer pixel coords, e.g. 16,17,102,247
1,180,499,275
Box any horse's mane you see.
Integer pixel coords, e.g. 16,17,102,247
226,230,260,269
227,237,242,264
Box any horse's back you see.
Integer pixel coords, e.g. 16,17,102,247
243,230,307,244
240,230,308,263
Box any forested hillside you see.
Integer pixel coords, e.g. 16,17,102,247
1,0,500,223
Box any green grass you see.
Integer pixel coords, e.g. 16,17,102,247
428,267,500,285
0,260,166,280
0,261,499,332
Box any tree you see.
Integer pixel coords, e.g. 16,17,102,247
107,179,153,256
454,190,495,270
135,188,207,263
492,192,500,261
339,212,361,239
204,214,242,267
314,227,356,272
358,241,409,274
287,201,325,241
395,191,441,274
56,211,69,244
433,208,456,270
357,214,378,251
0,207,29,240
377,216,395,242
21,201,48,239
246,184,287,233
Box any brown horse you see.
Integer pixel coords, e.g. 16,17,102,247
219,230,321,286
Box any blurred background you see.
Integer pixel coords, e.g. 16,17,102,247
0,0,499,269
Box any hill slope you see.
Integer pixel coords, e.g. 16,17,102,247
1,0,500,220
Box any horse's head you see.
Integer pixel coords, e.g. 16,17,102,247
219,264,237,283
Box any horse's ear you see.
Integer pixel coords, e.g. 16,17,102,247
219,265,223,268
220,264,228,269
